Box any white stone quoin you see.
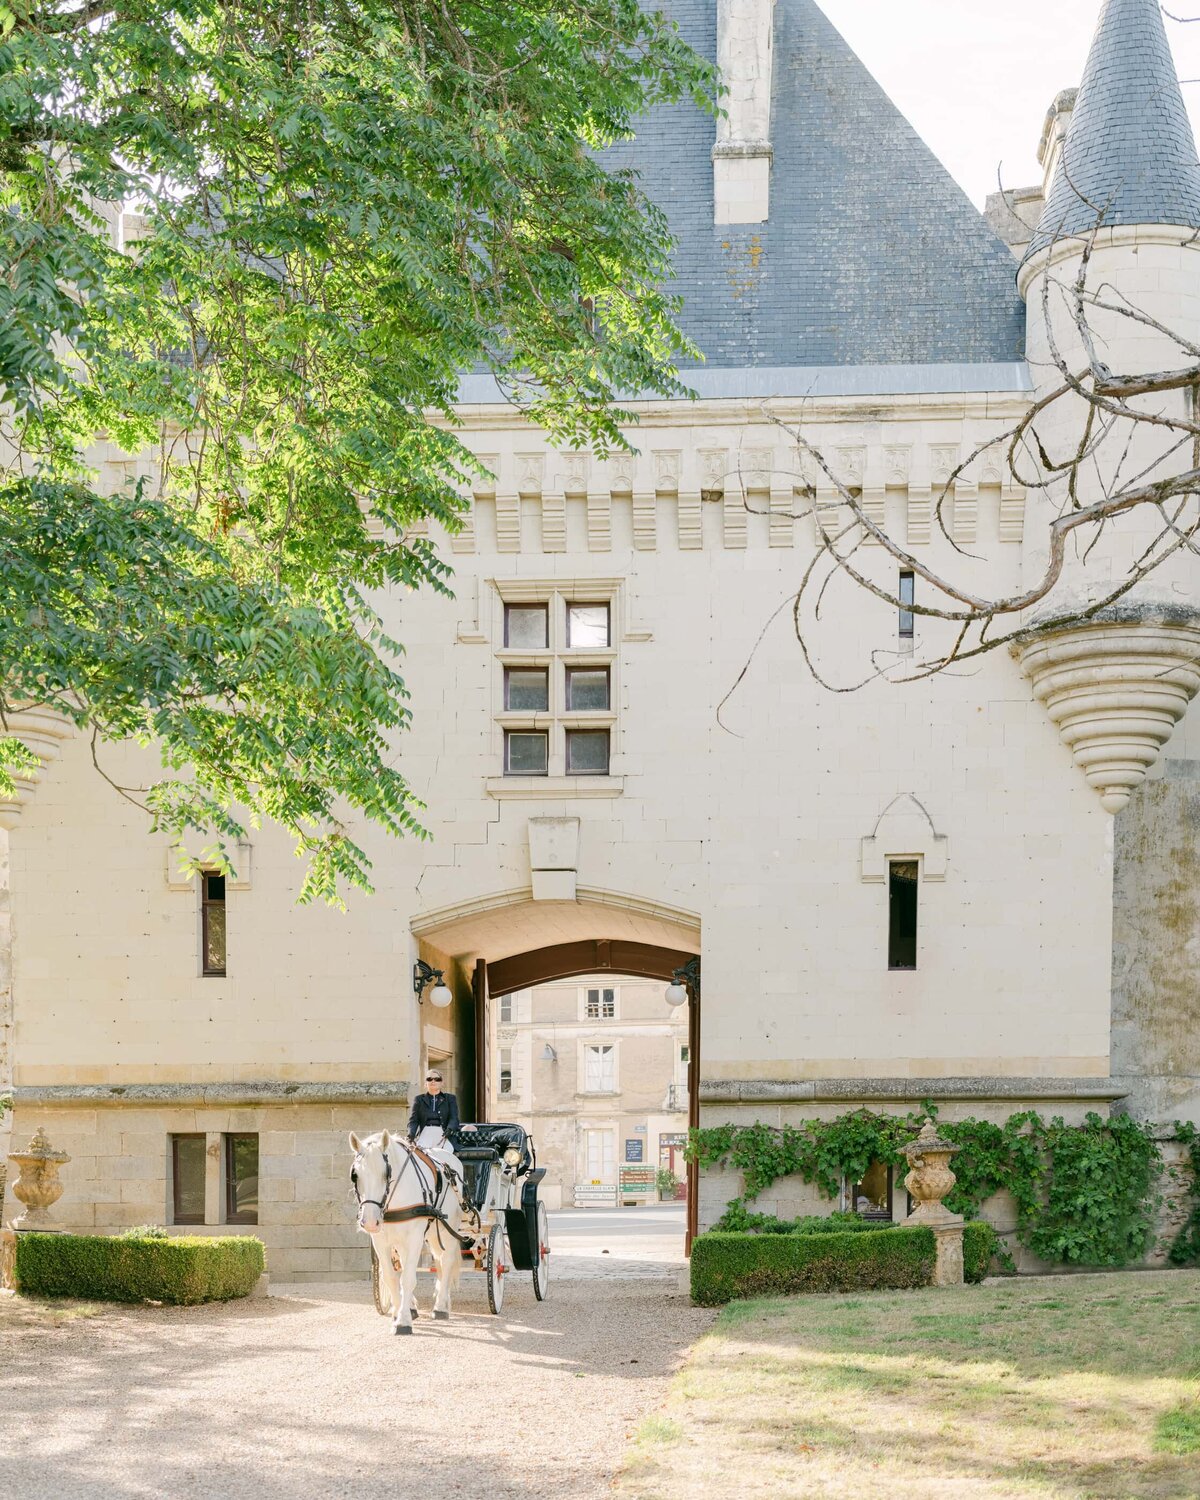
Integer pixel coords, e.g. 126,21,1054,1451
1017,622,1200,813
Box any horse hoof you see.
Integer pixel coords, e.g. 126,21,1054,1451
393,1323,413,1336
433,1309,450,1321
411,1306,420,1319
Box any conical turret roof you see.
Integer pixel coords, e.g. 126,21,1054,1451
1029,0,1200,256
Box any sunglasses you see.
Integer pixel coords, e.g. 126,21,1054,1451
426,1076,442,1083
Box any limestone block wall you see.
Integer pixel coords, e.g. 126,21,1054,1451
5,383,1127,1268
8,1100,393,1282
1112,759,1200,1123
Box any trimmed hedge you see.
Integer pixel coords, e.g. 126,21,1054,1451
691,1226,935,1306
963,1220,1000,1283
717,1207,901,1236
14,1232,265,1304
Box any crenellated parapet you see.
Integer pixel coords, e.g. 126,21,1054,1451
444,392,1028,559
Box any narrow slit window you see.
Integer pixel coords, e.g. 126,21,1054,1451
201,872,226,977
566,728,609,775
504,729,549,775
171,1133,206,1225
504,667,549,712
888,860,919,970
499,1047,513,1095
898,571,915,639
224,1133,259,1224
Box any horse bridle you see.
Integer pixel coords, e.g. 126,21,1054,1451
351,1142,401,1222
351,1138,441,1223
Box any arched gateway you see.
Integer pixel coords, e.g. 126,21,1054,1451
411,892,701,1246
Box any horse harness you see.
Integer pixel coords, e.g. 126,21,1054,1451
351,1138,477,1250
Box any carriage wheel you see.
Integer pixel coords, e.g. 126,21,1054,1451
532,1200,550,1302
371,1243,389,1317
486,1223,508,1315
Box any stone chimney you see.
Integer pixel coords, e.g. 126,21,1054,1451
713,0,775,224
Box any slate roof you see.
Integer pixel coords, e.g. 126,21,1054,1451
1028,0,1200,254
603,0,1026,369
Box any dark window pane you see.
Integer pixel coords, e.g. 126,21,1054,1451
172,1134,206,1225
567,603,609,648
204,872,225,902
203,902,227,976
505,667,549,711
852,1161,892,1219
225,1133,258,1224
566,729,609,775
899,571,915,638
566,667,609,710
888,860,918,969
505,731,548,775
504,604,548,648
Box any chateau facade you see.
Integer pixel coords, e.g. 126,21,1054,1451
3,0,1200,1279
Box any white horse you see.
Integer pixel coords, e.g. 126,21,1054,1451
349,1129,471,1335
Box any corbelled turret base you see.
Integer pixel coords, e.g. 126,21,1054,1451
1016,618,1200,812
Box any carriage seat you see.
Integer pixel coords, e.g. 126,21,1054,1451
451,1123,533,1207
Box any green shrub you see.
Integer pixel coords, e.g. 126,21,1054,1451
119,1224,169,1240
14,1232,265,1304
716,1203,897,1236
962,1221,999,1282
690,1226,935,1307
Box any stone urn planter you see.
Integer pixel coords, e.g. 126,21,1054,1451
7,1126,70,1230
902,1120,964,1286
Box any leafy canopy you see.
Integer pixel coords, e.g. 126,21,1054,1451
0,0,715,900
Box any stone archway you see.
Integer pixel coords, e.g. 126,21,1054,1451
411,892,701,1247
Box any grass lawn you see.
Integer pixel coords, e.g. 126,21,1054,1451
619,1269,1200,1500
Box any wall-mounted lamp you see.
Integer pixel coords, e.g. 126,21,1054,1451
664,956,700,1009
413,960,453,1008
541,1043,558,1062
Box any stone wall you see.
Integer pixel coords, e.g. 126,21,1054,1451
7,1100,400,1282
1112,760,1200,1123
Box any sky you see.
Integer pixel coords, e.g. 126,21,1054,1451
816,0,1200,207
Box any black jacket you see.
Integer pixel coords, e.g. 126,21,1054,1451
407,1090,460,1140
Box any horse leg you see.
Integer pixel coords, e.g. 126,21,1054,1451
391,1225,421,1336
376,1230,401,1320
431,1234,453,1320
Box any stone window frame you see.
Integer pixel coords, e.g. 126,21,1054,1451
579,982,620,1023
223,1132,259,1225
490,578,622,789
498,1045,515,1096
580,1039,619,1096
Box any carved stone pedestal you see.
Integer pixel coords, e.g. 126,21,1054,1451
903,1121,965,1287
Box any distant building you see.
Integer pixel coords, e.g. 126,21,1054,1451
486,976,689,1210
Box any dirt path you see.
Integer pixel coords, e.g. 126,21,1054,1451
0,1266,712,1500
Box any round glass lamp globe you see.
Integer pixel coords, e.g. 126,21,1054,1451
429,982,453,1009
664,982,689,1009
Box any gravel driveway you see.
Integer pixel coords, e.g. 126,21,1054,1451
1,1213,712,1500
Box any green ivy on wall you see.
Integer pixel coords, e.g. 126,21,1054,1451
688,1105,1191,1269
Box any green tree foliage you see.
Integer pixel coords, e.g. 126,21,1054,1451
0,0,715,900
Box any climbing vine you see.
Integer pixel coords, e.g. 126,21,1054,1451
689,1106,1177,1268
1168,1122,1200,1267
